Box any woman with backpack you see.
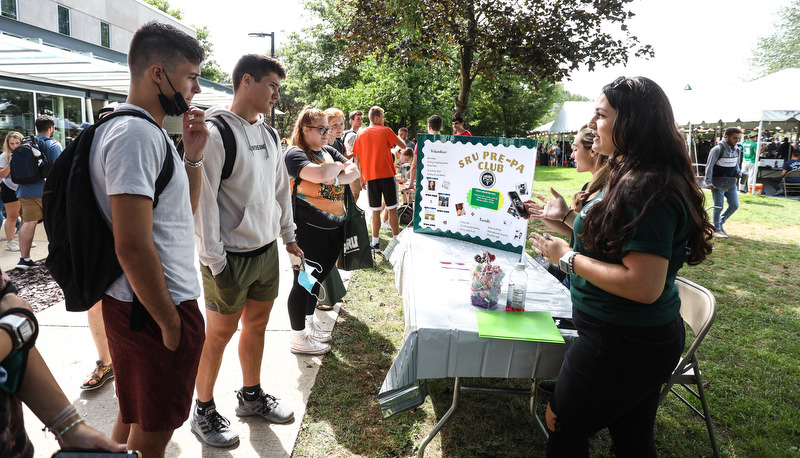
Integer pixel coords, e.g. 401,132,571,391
0,131,23,252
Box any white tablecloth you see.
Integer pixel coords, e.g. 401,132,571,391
379,229,576,417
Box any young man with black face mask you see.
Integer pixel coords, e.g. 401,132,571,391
87,21,209,457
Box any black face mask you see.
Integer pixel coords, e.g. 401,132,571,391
157,71,190,116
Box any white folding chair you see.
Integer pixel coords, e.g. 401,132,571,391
780,170,800,197
658,276,720,458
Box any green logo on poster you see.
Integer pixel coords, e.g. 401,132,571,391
467,188,501,210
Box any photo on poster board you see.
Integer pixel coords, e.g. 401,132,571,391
412,134,537,253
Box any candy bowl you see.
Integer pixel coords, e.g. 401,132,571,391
470,251,505,309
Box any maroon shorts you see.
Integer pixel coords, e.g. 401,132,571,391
102,295,205,432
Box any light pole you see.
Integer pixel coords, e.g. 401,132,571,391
248,32,276,126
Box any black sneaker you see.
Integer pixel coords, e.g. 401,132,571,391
189,403,239,447
15,258,37,270
235,389,294,423
370,242,380,250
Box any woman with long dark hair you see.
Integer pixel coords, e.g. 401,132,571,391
531,76,714,456
284,107,359,355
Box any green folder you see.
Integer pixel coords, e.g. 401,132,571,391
475,311,565,344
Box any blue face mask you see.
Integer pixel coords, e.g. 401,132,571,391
298,260,326,301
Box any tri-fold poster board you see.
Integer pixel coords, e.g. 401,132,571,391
413,134,538,253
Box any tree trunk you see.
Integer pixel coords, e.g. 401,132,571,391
453,1,476,119
454,52,473,118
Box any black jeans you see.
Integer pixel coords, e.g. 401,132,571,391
546,307,685,457
287,219,343,331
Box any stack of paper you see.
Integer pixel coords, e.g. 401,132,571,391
475,311,565,344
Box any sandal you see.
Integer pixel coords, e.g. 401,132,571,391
80,360,114,391
316,303,334,311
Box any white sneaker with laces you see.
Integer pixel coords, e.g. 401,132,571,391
290,332,330,355
5,240,18,251
306,320,332,343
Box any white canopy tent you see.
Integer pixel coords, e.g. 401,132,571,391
533,102,595,165
670,69,800,187
548,101,595,134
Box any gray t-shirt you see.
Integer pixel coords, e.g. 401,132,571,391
89,103,200,304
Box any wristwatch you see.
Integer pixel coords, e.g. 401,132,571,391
0,314,34,351
559,250,579,275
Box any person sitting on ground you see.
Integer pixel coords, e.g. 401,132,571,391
1,132,22,252
0,272,126,456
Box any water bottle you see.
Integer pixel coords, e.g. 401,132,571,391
506,262,527,312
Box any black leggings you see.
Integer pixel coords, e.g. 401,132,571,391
287,219,343,331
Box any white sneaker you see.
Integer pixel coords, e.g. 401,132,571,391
306,320,332,343
5,240,18,251
381,221,391,230
290,333,330,355
713,231,728,239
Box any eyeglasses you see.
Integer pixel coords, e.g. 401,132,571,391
304,125,331,135
610,76,633,90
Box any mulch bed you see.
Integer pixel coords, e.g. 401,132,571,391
6,260,64,313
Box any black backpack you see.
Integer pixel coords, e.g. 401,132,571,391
42,110,174,312
10,135,52,184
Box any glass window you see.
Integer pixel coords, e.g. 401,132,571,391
36,93,82,147
57,5,70,36
0,88,35,140
100,22,110,48
1,0,17,19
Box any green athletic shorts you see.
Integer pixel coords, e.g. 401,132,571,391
201,242,280,315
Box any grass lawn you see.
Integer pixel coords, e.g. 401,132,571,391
293,165,800,457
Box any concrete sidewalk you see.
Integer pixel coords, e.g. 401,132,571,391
4,222,342,457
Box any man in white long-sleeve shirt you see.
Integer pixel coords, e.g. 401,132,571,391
190,54,304,448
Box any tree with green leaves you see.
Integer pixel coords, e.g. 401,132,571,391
338,0,651,118
280,1,456,136
142,0,183,19
468,71,560,138
195,26,231,84
751,1,800,76
142,0,230,84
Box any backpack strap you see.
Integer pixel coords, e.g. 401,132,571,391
207,116,236,181
176,114,237,184
94,110,173,209
264,122,281,153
